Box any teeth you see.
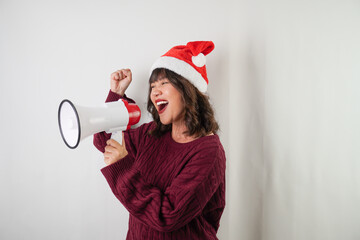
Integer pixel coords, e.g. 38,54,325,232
156,101,168,106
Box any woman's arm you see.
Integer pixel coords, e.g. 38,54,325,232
93,69,135,153
101,143,226,232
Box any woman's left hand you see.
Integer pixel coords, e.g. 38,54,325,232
104,133,128,166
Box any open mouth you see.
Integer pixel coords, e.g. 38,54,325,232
156,101,168,114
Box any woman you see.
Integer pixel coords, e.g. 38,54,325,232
94,41,226,240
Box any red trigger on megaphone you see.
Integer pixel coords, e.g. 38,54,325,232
122,99,141,130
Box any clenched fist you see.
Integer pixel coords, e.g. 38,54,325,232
110,69,132,97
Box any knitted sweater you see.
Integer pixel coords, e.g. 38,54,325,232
94,91,226,240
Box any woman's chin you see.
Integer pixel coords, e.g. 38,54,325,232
159,116,171,125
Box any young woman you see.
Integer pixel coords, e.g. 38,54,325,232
94,41,226,240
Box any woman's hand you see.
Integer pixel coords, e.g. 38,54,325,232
110,69,132,97
104,133,128,166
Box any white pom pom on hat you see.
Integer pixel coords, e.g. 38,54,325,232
150,41,215,93
192,53,206,67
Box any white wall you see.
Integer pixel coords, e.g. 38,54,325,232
1,0,359,240
226,1,360,239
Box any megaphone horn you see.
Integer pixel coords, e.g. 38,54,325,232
58,99,141,149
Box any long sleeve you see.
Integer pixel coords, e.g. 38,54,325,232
101,141,226,233
93,90,135,153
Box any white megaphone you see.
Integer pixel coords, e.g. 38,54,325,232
58,99,141,149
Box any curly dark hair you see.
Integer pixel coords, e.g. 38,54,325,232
147,68,219,138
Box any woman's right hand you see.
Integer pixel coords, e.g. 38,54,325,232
110,69,132,97
104,133,128,166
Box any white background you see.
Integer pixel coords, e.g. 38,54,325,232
1,0,359,239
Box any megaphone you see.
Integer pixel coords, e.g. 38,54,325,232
58,99,141,149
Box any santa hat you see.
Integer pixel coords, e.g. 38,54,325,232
150,41,215,93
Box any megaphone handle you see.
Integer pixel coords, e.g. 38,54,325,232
111,131,123,145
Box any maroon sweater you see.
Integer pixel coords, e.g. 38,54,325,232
94,91,226,240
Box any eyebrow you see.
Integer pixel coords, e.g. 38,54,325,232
151,77,168,84
150,75,167,85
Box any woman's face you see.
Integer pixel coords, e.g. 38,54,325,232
150,77,185,125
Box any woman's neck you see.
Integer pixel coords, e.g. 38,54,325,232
171,121,196,143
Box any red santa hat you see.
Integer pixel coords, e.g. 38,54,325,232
150,41,215,93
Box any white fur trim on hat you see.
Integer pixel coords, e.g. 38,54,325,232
150,56,208,93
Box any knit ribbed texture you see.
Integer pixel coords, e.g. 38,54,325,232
94,91,226,240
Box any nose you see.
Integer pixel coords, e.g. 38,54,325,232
151,86,161,97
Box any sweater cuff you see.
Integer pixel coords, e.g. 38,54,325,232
105,90,136,104
101,155,134,179
105,90,122,102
